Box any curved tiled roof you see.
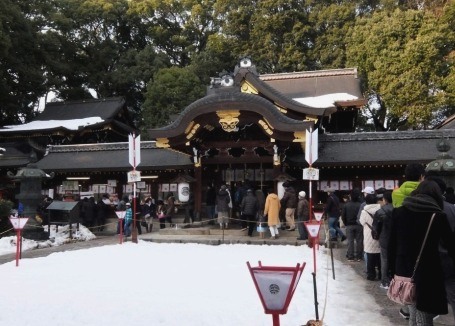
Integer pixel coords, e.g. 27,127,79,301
0,97,136,136
36,141,192,172
0,142,33,168
148,89,314,139
238,68,337,116
260,68,365,107
287,130,455,166
37,97,126,121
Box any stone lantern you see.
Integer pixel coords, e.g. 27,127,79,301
425,138,455,187
7,162,54,240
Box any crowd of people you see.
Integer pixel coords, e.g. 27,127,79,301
207,181,311,241
29,180,324,243
33,191,182,236
335,164,455,325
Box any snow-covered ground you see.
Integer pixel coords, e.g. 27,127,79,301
0,226,389,325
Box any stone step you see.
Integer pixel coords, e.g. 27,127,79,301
104,217,343,247
159,224,295,237
155,223,343,247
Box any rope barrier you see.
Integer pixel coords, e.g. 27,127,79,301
319,221,331,323
0,227,13,236
198,215,309,227
1,215,309,237
1,215,312,237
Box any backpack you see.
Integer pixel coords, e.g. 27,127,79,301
372,212,383,240
364,211,380,240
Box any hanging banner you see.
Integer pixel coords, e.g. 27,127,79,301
128,133,141,168
305,128,318,165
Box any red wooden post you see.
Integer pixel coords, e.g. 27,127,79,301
9,216,29,267
15,230,21,267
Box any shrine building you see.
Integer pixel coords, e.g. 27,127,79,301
1,59,454,218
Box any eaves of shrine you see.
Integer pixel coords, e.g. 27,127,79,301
147,60,362,160
286,129,455,168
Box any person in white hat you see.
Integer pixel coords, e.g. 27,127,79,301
356,186,376,223
296,191,310,241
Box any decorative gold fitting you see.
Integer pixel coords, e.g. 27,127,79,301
216,110,240,133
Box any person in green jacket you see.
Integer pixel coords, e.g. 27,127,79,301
392,163,425,208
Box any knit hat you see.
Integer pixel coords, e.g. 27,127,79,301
298,191,306,198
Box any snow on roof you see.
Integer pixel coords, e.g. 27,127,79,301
1,117,104,132
293,93,358,108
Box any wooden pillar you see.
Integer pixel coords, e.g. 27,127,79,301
273,165,281,193
194,164,202,221
273,143,281,193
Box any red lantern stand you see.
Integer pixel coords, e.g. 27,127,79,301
304,214,323,322
247,261,306,326
9,215,29,267
115,211,126,244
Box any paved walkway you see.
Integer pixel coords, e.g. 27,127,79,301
1,227,454,325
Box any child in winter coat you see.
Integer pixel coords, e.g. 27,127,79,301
124,203,133,237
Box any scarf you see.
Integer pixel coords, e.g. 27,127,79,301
402,194,442,213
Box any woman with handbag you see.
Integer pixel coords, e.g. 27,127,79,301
388,180,455,325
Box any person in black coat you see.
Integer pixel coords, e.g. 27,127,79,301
240,189,259,236
165,193,175,227
426,176,455,324
183,191,195,224
445,187,455,205
205,185,217,225
216,185,231,229
325,188,345,241
81,197,97,229
296,191,310,241
280,182,297,231
97,194,111,232
141,197,156,233
341,188,363,261
375,191,393,288
389,180,455,324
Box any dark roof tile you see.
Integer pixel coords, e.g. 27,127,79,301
36,141,192,172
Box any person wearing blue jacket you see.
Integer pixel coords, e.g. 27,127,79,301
124,202,133,237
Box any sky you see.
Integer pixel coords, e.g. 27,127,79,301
0,225,389,326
